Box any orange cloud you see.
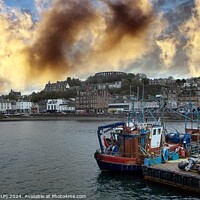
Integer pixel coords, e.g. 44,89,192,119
0,0,165,94
180,0,200,77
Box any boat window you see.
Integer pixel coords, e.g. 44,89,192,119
158,129,161,135
153,129,156,135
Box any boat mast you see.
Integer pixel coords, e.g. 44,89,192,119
198,124,200,159
129,84,133,126
197,107,200,159
141,80,145,123
159,90,166,145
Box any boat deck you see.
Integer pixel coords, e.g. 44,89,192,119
151,159,199,177
142,158,200,194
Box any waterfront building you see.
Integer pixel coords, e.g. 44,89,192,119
38,100,47,113
58,98,75,113
46,99,66,112
178,95,199,107
16,101,32,113
107,101,159,114
75,85,111,114
0,100,12,114
107,103,131,114
144,101,159,109
31,103,39,114
10,100,17,113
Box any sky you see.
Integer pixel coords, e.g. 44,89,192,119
0,0,200,95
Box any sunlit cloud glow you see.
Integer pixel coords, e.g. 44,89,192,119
0,0,199,94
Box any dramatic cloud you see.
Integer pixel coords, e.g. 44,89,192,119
77,0,164,73
0,0,199,94
156,36,179,68
24,0,99,80
1,0,164,93
25,0,164,78
0,0,34,93
180,0,200,77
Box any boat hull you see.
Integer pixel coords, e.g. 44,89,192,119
94,152,142,172
96,159,142,172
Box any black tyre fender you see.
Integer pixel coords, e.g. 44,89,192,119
178,161,187,170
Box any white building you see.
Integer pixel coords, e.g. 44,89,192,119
96,81,122,90
47,99,66,112
107,101,159,114
58,104,75,113
16,101,32,113
47,98,75,113
0,101,12,114
108,81,122,89
108,103,131,114
144,101,159,109
10,100,17,111
167,100,178,109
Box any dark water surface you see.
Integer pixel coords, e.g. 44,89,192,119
0,120,199,200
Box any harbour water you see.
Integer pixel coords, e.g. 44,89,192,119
0,120,199,200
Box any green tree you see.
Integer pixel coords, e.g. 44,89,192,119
176,79,182,86
181,79,186,84
30,92,40,102
142,78,149,86
29,89,77,102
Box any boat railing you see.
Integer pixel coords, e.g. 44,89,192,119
104,147,148,158
105,151,140,158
